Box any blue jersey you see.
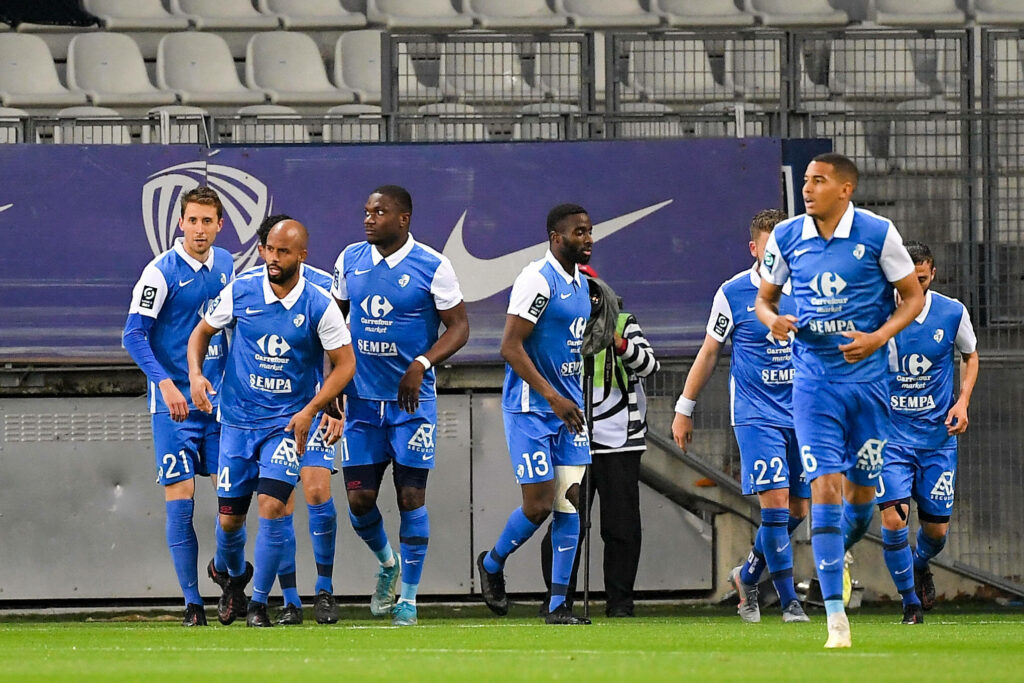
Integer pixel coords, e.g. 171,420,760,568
331,235,463,402
707,265,796,427
761,204,915,382
502,251,590,414
125,243,233,413
205,270,351,428
888,289,977,450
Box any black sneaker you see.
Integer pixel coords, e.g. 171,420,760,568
901,602,925,625
314,590,339,625
207,558,229,589
246,601,274,628
545,603,591,625
476,551,508,616
606,605,634,618
215,562,253,626
182,603,208,627
275,604,303,626
915,566,936,611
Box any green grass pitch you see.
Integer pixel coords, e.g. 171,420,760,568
0,604,1021,682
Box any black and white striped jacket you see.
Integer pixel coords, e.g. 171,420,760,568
591,312,659,454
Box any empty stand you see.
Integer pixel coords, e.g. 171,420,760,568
146,104,209,144
463,0,568,30
67,33,176,109
830,37,941,101
157,32,267,108
514,102,582,140
614,101,686,138
554,0,661,28
0,33,89,109
169,0,280,30
993,37,1024,101
82,0,189,30
443,41,544,103
246,31,355,106
694,101,768,137
873,0,966,27
232,104,311,143
54,105,131,144
335,30,384,104
629,38,734,103
652,0,755,27
891,98,963,173
365,0,473,30
323,103,383,142
257,0,366,30
805,101,892,173
731,38,782,103
0,106,28,143
744,0,848,26
974,0,1024,25
408,102,487,141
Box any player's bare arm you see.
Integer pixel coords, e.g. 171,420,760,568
756,279,797,341
947,350,979,435
397,301,470,414
672,335,723,452
500,313,584,434
838,272,924,363
186,319,220,413
287,343,356,455
157,378,190,423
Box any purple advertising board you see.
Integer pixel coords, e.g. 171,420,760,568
0,139,785,364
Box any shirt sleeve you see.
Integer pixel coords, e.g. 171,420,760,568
954,304,978,354
619,314,659,378
705,286,734,342
506,268,551,324
331,249,348,301
880,223,916,283
204,281,236,330
122,313,170,384
317,300,352,350
127,264,168,319
430,256,464,311
759,231,790,285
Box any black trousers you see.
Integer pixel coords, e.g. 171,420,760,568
540,450,643,612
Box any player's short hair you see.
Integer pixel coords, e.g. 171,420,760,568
749,208,788,241
904,239,934,267
372,185,412,214
180,186,223,220
812,152,859,189
547,203,588,237
257,214,293,245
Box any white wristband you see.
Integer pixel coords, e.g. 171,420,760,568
414,355,432,371
675,395,696,417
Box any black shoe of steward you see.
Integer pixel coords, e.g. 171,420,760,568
182,603,208,627
901,602,925,625
276,604,303,626
545,602,592,625
314,590,339,625
246,601,274,627
915,566,936,611
477,551,509,616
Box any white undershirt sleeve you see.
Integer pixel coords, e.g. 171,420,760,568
705,286,734,342
128,264,168,319
331,248,348,301
430,256,464,311
506,268,551,324
954,304,978,354
759,231,790,285
317,301,352,350
880,223,916,283
204,281,236,330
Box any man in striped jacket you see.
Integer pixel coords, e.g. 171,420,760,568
539,264,659,617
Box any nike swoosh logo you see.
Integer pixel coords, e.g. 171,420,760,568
776,542,790,552
285,469,299,477
510,540,519,546
354,268,372,275
794,247,813,257
895,567,910,575
746,305,756,312
404,559,421,565
245,307,262,314
0,203,13,213
442,200,673,302
179,278,194,287
945,501,954,508
422,454,433,461
560,292,572,299
867,471,881,479
557,545,574,553
313,530,329,536
819,558,839,568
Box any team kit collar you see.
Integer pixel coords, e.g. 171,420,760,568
544,249,581,286
748,262,792,294
915,289,934,324
173,239,216,271
262,270,307,310
800,202,856,240
371,233,417,267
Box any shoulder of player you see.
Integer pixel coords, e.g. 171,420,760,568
851,207,897,238
301,263,333,287
929,290,967,317
767,216,803,251
336,241,369,268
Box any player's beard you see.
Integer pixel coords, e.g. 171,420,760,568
267,261,298,285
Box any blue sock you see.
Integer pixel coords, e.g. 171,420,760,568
484,507,540,574
349,506,394,564
811,503,845,615
914,529,947,571
278,558,301,608
740,526,767,585
883,527,920,607
309,498,337,594
841,501,874,550
760,507,798,605
398,506,429,603
548,511,580,612
216,523,247,578
252,515,294,605
165,499,201,606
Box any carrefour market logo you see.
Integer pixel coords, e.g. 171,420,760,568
142,162,273,271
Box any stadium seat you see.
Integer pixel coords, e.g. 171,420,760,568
365,0,474,30
157,33,268,107
805,101,892,174
67,33,176,109
334,30,384,104
994,37,1024,101
873,0,966,27
694,102,768,138
409,102,487,142
82,0,190,30
443,41,544,103
246,32,355,106
830,38,939,101
232,104,311,143
731,39,782,103
322,103,383,142
463,0,568,29
146,104,210,144
0,106,28,143
795,43,833,103
651,0,755,27
54,105,132,144
891,97,963,173
0,33,89,109
973,0,1024,25
743,0,848,26
514,102,582,141
536,41,584,103
630,38,734,103
614,101,686,138
553,0,662,28
169,0,281,30
257,0,367,29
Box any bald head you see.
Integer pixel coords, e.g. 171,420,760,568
267,219,308,249
264,219,308,285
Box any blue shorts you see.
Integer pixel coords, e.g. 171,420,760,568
503,411,591,485
792,377,889,486
151,411,220,486
735,424,810,498
302,412,337,473
217,423,301,498
341,397,437,471
876,443,957,518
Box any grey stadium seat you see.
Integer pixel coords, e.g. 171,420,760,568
323,103,384,142
615,102,686,138
443,41,544,103
974,0,1024,25
257,0,367,29
513,102,582,141
830,38,939,101
81,0,190,30
67,33,176,108
54,106,132,144
409,103,487,142
462,0,568,30
0,34,89,108
146,104,210,144
334,30,384,104
553,0,661,28
0,106,28,143
891,98,963,173
169,0,281,30
232,104,311,143
365,0,474,30
246,32,355,106
994,38,1024,100
743,0,848,26
157,33,267,107
630,39,734,103
652,0,755,27
873,0,966,27
732,39,781,103
805,101,892,174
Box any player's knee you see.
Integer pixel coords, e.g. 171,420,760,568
392,463,428,510
522,499,553,524
790,496,810,519
396,487,425,512
257,478,294,518
879,499,910,529
302,470,332,505
218,493,252,528
553,465,586,514
346,489,378,517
